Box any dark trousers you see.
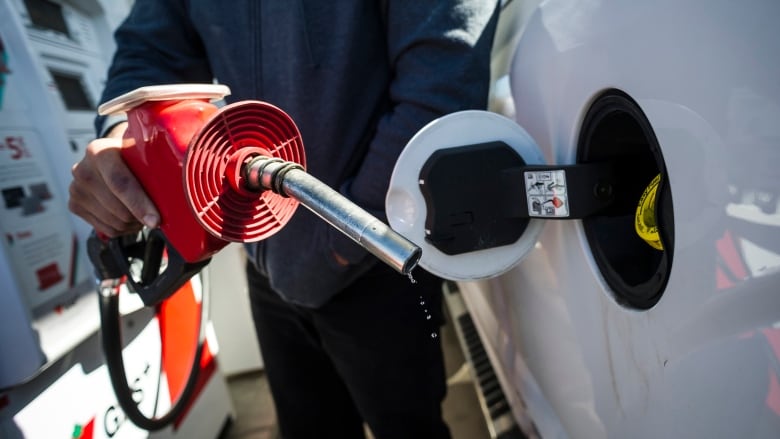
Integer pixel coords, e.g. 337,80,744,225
246,261,451,439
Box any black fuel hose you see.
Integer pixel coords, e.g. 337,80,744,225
98,273,208,431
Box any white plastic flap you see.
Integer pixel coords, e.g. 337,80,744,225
386,110,547,281
98,84,231,115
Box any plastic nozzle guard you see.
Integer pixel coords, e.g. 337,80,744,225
185,100,305,242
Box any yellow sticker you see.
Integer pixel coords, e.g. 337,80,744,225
635,173,664,251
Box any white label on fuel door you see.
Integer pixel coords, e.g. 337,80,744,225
524,170,570,217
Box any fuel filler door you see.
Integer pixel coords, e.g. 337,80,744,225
386,110,629,281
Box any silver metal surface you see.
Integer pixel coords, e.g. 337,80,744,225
246,158,421,275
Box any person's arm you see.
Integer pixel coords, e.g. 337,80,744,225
330,0,500,263
348,0,499,210
70,0,211,236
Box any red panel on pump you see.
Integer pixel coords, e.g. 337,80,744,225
185,101,305,242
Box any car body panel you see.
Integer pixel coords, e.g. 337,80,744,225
461,1,780,438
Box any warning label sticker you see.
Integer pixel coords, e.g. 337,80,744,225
524,170,570,217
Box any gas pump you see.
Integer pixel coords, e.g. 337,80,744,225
0,0,124,391
0,1,237,438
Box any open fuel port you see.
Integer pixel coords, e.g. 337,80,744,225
578,90,674,309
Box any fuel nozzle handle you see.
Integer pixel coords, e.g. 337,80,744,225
87,229,209,306
244,156,422,275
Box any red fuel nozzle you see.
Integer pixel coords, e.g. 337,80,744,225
101,86,306,264
99,84,420,285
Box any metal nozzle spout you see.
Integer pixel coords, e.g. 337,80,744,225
245,156,422,275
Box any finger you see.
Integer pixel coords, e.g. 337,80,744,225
82,137,160,229
70,200,142,238
105,121,128,139
94,146,160,229
69,178,141,235
71,155,139,227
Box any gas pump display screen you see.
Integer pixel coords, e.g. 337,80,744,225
49,71,94,111
24,0,70,38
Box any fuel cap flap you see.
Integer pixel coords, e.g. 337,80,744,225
386,110,547,281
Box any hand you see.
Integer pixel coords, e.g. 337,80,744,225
68,122,159,237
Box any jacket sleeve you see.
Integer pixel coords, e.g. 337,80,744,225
346,0,500,214
94,0,213,136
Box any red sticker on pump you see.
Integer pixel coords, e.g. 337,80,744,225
36,262,64,290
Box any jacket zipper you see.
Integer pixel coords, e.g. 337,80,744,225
252,0,263,97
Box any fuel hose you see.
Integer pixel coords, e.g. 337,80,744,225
98,272,209,431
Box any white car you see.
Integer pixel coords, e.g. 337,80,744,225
387,1,780,437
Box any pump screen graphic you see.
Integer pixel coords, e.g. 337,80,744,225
2,186,25,209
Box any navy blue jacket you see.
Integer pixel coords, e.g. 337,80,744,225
98,0,499,307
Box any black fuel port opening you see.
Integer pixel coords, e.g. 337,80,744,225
578,89,674,310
